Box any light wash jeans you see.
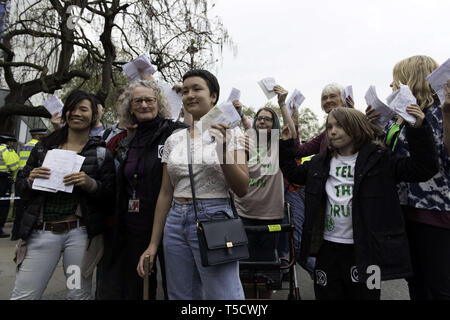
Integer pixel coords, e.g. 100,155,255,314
11,225,92,300
163,198,245,300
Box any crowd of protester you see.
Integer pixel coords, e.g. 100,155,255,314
3,54,449,300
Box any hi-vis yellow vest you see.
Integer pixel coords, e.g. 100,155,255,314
18,138,38,170
0,144,19,178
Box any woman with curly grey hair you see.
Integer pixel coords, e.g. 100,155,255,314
110,79,187,300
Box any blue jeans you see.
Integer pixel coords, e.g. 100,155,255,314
163,198,245,300
281,184,316,276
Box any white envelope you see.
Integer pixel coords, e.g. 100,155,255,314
227,88,241,102
364,86,395,129
286,89,305,116
386,84,417,125
342,85,354,107
257,77,277,100
426,57,450,107
122,54,156,82
44,96,64,117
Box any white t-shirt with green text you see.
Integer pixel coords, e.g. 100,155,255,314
324,153,358,244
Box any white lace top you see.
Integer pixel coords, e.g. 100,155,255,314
162,127,245,198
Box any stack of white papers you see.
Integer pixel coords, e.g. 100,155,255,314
342,85,354,107
286,89,305,116
122,54,156,82
257,77,277,100
227,88,241,103
44,96,64,117
364,86,395,128
156,80,183,120
32,149,85,193
426,58,450,107
386,84,417,125
196,101,242,143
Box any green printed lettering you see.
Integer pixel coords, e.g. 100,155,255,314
333,205,341,217
342,185,352,196
342,166,347,178
336,166,342,177
347,166,354,178
335,186,340,197
342,204,351,217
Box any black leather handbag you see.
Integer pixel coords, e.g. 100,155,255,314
186,129,249,267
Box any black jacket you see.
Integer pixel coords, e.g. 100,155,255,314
279,121,439,281
16,136,115,240
113,118,187,239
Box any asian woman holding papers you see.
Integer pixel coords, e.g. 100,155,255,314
279,106,438,300
137,69,249,300
383,56,450,300
11,90,116,300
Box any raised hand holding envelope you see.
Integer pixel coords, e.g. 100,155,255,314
122,54,156,82
44,96,64,117
257,77,277,99
227,88,241,102
342,86,354,107
364,86,394,128
286,89,305,116
386,84,417,125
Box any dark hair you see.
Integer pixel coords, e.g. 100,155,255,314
91,93,105,109
42,90,97,148
182,69,220,105
252,107,281,130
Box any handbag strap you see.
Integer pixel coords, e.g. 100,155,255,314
186,129,200,225
186,129,239,224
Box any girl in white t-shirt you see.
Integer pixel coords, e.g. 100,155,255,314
279,106,438,300
137,70,249,300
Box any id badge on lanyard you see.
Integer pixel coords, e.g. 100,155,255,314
128,190,140,213
128,173,140,213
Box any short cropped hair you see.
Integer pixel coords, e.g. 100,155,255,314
120,80,172,126
182,69,220,105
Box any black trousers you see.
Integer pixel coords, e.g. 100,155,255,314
405,220,450,300
121,227,168,300
0,176,12,230
313,240,380,300
11,199,25,238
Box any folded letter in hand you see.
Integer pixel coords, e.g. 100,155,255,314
44,96,64,117
227,88,241,103
197,102,241,143
386,84,417,125
342,85,354,107
286,89,305,116
257,77,277,100
364,86,395,128
122,54,156,82
32,149,85,193
426,57,450,107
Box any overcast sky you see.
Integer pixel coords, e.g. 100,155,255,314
210,0,450,121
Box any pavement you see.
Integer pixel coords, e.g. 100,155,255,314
0,221,410,300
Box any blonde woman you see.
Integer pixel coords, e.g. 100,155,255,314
368,55,450,299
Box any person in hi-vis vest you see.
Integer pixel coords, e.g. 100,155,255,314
11,128,48,240
0,133,19,238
